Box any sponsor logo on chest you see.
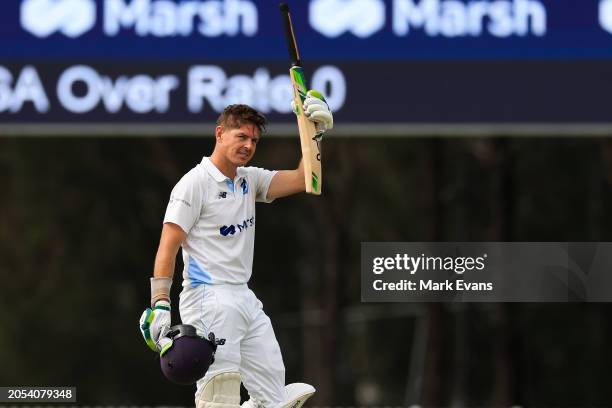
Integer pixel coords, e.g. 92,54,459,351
220,216,255,237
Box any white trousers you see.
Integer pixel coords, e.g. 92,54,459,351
180,283,286,407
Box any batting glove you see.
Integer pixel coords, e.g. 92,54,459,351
292,90,333,134
139,300,171,353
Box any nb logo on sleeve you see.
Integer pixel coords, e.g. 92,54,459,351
21,0,96,38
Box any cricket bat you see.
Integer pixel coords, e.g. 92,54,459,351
279,2,322,195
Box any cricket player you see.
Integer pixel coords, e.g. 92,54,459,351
139,92,333,408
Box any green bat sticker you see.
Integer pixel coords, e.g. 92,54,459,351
291,67,308,102
312,172,319,193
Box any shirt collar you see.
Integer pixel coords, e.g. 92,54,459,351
236,167,248,177
201,157,246,182
201,157,227,183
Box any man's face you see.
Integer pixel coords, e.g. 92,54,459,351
216,123,260,166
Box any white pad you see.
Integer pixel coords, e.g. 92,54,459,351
241,383,315,408
196,372,241,408
281,383,316,408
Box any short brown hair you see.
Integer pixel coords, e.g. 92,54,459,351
216,104,267,134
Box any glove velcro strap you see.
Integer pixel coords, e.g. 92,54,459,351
150,277,172,308
154,302,170,311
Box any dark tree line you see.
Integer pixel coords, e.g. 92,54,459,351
1,136,612,406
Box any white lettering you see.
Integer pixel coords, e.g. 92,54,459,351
58,65,179,113
514,0,546,36
0,64,347,116
268,74,293,113
392,0,546,37
12,66,50,113
188,65,226,112
0,66,50,113
104,0,257,37
0,67,13,112
104,0,149,36
57,65,100,113
311,65,346,113
188,65,344,114
393,0,437,35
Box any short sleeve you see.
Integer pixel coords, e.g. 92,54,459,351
246,166,277,203
163,169,203,234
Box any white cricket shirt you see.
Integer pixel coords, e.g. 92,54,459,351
163,157,277,287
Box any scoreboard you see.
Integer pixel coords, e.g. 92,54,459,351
2,0,612,135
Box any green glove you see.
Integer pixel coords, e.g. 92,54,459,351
292,90,333,134
139,300,171,352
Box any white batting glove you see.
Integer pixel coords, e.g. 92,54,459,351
291,90,333,134
139,300,171,353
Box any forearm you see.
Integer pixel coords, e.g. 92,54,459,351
150,223,186,305
293,158,305,192
267,158,305,200
151,249,176,305
291,158,306,194
153,247,177,279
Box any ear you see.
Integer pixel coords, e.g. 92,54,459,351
215,125,224,143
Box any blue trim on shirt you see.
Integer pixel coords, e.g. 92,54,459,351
225,178,234,193
188,256,212,287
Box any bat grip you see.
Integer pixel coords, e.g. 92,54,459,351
280,3,301,67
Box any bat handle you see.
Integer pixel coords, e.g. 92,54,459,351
279,3,301,67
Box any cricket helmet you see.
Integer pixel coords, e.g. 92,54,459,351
159,324,224,385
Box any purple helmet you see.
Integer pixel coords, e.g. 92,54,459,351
159,324,225,385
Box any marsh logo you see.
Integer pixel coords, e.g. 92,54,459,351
309,0,385,38
310,0,547,38
392,0,547,37
20,0,257,38
103,0,258,37
600,0,612,34
21,0,96,38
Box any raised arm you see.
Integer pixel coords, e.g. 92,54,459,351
266,159,305,200
266,89,333,200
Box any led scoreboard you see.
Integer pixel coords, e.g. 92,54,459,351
2,0,612,135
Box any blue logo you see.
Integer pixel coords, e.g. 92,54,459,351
220,225,236,236
241,179,248,195
219,217,255,237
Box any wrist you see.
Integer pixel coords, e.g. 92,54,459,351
150,277,173,308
